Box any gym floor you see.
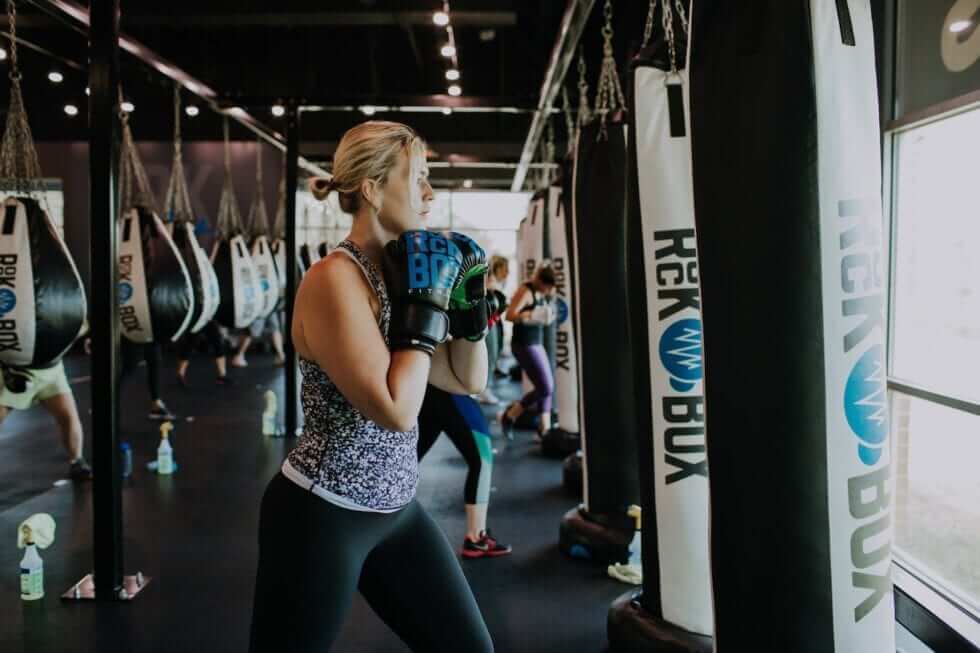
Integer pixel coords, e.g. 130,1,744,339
0,351,626,652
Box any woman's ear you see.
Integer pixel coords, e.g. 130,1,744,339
360,178,383,213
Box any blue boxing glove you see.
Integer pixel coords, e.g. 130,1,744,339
382,230,464,355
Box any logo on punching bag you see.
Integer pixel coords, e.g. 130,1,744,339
658,318,702,393
844,345,888,465
117,281,133,305
554,296,569,325
0,289,16,315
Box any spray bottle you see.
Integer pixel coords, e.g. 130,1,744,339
262,390,278,436
18,514,56,601
627,504,642,568
157,421,174,475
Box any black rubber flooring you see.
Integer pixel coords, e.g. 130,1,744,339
0,351,626,652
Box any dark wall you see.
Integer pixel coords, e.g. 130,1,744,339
37,141,284,296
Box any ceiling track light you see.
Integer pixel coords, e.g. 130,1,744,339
63,104,78,117
448,84,462,97
185,105,200,117
121,101,135,113
271,104,286,117
0,47,7,61
433,11,449,27
445,69,460,81
359,105,377,116
48,70,64,84
440,44,456,58
441,107,453,116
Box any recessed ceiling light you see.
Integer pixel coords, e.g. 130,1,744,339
433,11,449,27
48,71,64,84
63,104,78,117
441,107,453,116
185,105,200,117
445,69,460,81
440,44,456,58
85,86,90,96
448,84,462,97
950,19,972,33
121,101,135,113
360,105,377,116
271,104,286,117
479,29,496,42
0,48,7,61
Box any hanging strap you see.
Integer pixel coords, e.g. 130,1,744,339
0,0,45,202
164,83,195,224
576,51,592,130
272,153,286,239
594,0,626,136
118,87,156,214
247,139,270,239
216,117,243,239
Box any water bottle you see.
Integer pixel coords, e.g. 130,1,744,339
627,504,642,568
19,525,43,601
120,441,133,479
262,390,278,436
157,422,174,475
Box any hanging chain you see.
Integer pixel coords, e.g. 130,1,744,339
542,119,556,186
674,0,689,34
273,152,286,239
661,0,679,74
216,116,242,237
594,0,626,136
248,138,269,238
0,0,47,204
642,0,656,50
576,51,591,128
164,83,194,223
561,85,575,154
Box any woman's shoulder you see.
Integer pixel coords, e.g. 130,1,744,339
302,251,372,302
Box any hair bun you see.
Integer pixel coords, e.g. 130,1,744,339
310,176,334,201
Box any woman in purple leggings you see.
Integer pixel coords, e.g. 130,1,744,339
500,264,557,438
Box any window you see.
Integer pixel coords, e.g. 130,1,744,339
888,104,980,635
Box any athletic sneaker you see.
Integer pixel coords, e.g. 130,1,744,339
462,530,512,559
69,458,93,482
148,402,176,421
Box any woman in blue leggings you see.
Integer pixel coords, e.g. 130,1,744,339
500,264,557,438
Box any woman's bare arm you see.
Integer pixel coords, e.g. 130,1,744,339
505,284,530,323
296,256,429,432
429,338,488,395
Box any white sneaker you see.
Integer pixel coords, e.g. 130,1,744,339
476,388,501,405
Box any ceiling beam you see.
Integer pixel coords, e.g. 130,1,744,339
112,11,517,29
511,0,595,192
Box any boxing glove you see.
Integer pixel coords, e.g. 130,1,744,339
446,232,490,341
382,230,463,355
526,302,555,326
486,291,505,328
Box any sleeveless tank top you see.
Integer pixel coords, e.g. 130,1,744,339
512,282,544,347
283,240,419,512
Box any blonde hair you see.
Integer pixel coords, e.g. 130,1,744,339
490,255,509,277
309,121,427,214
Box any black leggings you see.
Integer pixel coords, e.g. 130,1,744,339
418,385,493,505
175,320,225,361
249,473,493,652
119,340,161,401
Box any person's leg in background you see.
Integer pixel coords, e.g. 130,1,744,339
143,343,175,420
502,343,554,436
175,331,196,387
204,320,234,385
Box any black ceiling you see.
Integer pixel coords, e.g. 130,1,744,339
1,0,652,187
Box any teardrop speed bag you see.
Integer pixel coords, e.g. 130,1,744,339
118,207,195,344
250,235,278,319
211,235,261,330
0,197,86,367
170,220,220,334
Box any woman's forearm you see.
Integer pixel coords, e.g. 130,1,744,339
448,338,488,393
381,350,432,432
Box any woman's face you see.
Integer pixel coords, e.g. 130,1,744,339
375,147,433,234
493,263,509,283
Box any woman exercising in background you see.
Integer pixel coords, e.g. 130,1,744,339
249,121,494,652
477,256,509,405
500,264,557,439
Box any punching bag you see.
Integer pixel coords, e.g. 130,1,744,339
247,149,279,320
212,121,262,330
0,197,86,367
298,242,320,273
689,1,893,650
117,206,194,344
609,5,714,650
211,235,261,330
560,115,640,564
541,178,582,459
170,220,220,334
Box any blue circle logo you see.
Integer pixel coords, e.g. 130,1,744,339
0,288,16,315
117,282,133,305
844,344,887,466
659,318,703,393
554,297,569,325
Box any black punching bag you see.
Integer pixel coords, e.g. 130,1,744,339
0,197,85,367
690,1,893,650
170,220,220,334
559,116,640,564
117,206,194,343
608,4,714,650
